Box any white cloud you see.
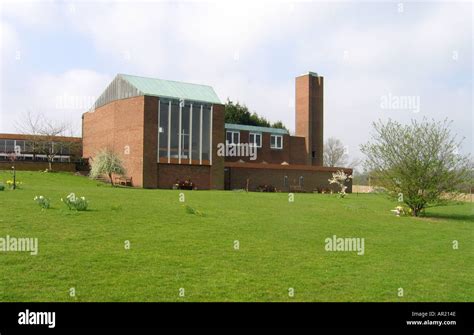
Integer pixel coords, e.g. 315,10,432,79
1,69,110,136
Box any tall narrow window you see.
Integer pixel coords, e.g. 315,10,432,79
191,104,200,162
201,105,211,162
158,100,169,159
181,103,190,160
169,101,180,159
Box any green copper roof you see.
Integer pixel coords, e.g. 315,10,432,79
119,74,221,104
225,123,289,135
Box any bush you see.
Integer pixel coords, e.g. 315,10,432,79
34,196,50,209
257,184,276,192
61,193,88,211
0,184,4,191
174,179,196,190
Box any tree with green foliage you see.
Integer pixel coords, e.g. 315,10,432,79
89,148,126,187
361,118,471,216
224,99,287,130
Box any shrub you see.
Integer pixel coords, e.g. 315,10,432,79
257,184,276,192
0,184,4,191
89,148,126,186
61,193,88,211
34,196,50,209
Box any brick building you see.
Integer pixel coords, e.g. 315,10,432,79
82,72,352,191
0,133,82,171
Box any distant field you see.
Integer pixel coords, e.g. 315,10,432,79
352,185,473,202
0,171,472,302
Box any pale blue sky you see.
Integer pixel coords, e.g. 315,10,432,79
0,0,472,162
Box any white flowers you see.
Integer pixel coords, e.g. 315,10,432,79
328,170,353,198
391,206,406,217
34,195,50,209
34,193,88,211
61,192,88,211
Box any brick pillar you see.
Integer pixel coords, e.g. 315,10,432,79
295,72,324,166
143,96,159,188
210,103,225,189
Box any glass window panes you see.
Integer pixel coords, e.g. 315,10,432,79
249,133,261,147
270,135,283,149
5,140,14,153
191,104,200,161
169,101,180,159
158,100,213,164
201,105,211,161
181,104,190,159
226,131,239,145
159,100,169,159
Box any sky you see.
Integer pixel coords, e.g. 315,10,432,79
0,0,472,165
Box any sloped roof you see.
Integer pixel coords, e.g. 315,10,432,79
120,74,221,104
90,74,221,111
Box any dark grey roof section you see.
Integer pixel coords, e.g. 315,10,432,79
90,75,142,111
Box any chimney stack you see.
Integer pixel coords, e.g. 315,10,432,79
295,71,324,166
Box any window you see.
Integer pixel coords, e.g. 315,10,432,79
270,135,283,149
158,99,212,164
226,131,240,145
249,132,262,148
158,100,169,159
5,140,14,153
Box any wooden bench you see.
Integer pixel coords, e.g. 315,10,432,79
114,176,132,186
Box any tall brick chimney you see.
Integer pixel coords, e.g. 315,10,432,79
295,71,324,166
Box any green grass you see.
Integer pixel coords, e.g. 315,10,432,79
0,171,472,302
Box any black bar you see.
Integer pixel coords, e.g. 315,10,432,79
0,302,472,333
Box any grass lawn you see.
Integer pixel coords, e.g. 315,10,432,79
0,171,472,302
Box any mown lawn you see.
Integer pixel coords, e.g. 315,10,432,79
0,171,472,302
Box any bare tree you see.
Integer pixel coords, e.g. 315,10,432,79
16,112,76,171
323,137,348,167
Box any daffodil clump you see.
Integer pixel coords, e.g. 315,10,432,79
61,193,88,211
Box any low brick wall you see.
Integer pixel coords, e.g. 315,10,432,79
157,164,211,190
0,161,77,172
226,163,352,193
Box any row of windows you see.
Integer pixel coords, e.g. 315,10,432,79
0,139,71,155
0,154,71,162
225,131,283,150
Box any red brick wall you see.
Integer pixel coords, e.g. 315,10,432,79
0,161,76,172
157,164,211,189
210,104,225,189
143,96,159,188
82,96,146,187
295,74,324,166
226,162,352,193
289,136,307,165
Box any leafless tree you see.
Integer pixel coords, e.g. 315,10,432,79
323,137,348,167
16,112,76,171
